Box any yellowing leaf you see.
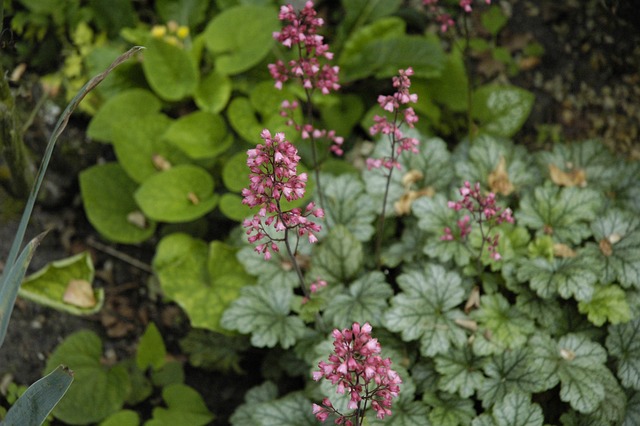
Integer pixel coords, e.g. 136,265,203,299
553,243,577,258
63,279,97,308
488,156,515,195
548,163,587,187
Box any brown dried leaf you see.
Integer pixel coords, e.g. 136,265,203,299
548,163,587,187
464,286,481,314
553,243,577,258
152,154,172,171
488,156,515,195
455,318,478,332
599,238,613,257
394,187,435,215
63,279,97,308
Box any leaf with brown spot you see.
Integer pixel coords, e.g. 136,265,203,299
549,163,587,187
488,156,515,195
63,279,97,308
554,243,577,258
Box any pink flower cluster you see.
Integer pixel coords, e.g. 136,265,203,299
242,129,324,260
367,68,419,170
423,0,492,32
268,1,340,95
442,181,514,260
313,323,401,424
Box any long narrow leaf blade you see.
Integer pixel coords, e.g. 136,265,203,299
1,365,74,426
0,232,46,348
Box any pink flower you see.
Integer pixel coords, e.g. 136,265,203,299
313,323,401,423
242,130,324,260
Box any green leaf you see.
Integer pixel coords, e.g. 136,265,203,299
203,5,278,75
146,384,214,426
424,48,469,112
323,174,376,242
163,111,231,160
156,0,209,27
20,251,103,315
311,225,363,284
424,392,475,426
471,85,534,137
230,391,317,426
578,284,631,326
87,89,162,142
222,151,250,193
195,70,232,113
44,330,130,424
220,280,306,348
368,398,432,426
219,193,253,221
583,209,640,289
111,113,185,184
490,393,544,426
530,333,608,413
478,348,555,409
384,264,468,357
226,97,265,143
536,139,619,191
322,272,393,328
99,409,140,426
340,35,444,81
179,329,250,373
607,317,640,389
517,185,604,244
236,246,299,288
136,322,166,371
481,6,508,36
471,293,536,352
153,234,251,332
434,346,486,398
412,194,472,266
135,165,218,223
623,391,640,425
3,365,74,426
517,255,599,301
452,135,541,191
577,368,626,425
515,288,567,336
142,38,198,101
80,163,156,243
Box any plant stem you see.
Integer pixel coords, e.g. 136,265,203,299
303,88,327,215
462,12,474,143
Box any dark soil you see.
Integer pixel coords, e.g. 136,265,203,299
1,0,639,424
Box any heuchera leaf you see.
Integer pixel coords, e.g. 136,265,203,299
478,348,555,409
413,194,472,266
434,346,486,398
530,333,608,414
471,85,534,138
517,255,599,302
583,209,640,289
575,367,626,425
606,317,640,390
323,174,376,242
311,225,363,284
471,293,536,352
44,330,130,424
179,329,250,374
384,264,467,357
515,288,568,336
142,38,198,101
80,163,156,243
489,393,544,426
203,5,279,75
230,391,317,426
368,399,432,426
577,284,631,326
424,392,476,426
623,391,640,426
220,280,306,349
517,185,604,245
322,272,393,328
134,165,218,223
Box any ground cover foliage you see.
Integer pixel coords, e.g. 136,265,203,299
2,0,640,424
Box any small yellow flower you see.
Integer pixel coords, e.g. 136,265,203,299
164,35,179,46
177,26,190,39
151,25,166,38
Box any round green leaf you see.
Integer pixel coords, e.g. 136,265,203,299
134,165,218,223
219,193,253,222
226,97,264,143
80,163,156,243
203,5,279,75
472,85,534,137
142,38,198,100
163,111,231,159
44,331,130,424
87,89,161,142
222,151,249,192
195,70,232,113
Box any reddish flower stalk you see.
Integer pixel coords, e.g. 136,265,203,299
242,129,324,295
368,68,420,268
442,181,514,270
313,322,401,425
422,0,492,32
268,1,343,213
